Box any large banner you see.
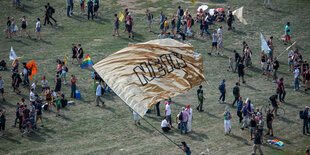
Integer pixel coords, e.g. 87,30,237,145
93,39,205,117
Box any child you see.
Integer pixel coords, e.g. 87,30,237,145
35,18,41,40
55,92,61,117
227,57,234,72
31,80,38,92
61,62,67,85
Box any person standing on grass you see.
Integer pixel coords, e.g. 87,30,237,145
196,85,205,112
272,57,279,83
159,11,165,33
237,61,246,84
180,107,189,134
237,97,243,124
12,103,20,127
70,75,77,98
201,14,210,37
267,36,274,59
22,63,29,86
66,0,72,17
180,141,191,155
155,102,160,116
257,114,264,142
10,17,18,38
266,110,274,137
302,106,309,135
223,107,232,135
35,100,44,127
71,43,78,64
186,105,193,132
54,74,62,93
20,16,30,38
261,52,267,75
35,18,41,40
217,26,224,56
161,116,171,132
252,129,263,155
232,82,240,107
277,78,286,102
93,0,99,18
218,79,226,104
80,0,85,14
5,17,12,38
127,15,134,39
284,22,291,45
45,88,52,110
248,115,256,139
113,14,120,36
77,43,84,64
87,0,94,20
163,17,169,35
269,92,279,116
264,0,270,8
0,77,5,101
294,65,300,91
171,14,176,36
61,62,67,85
165,100,172,126
0,109,6,136
31,80,38,92
305,70,310,91
133,110,141,125
95,82,104,106
234,50,242,72
143,9,153,32
186,15,193,37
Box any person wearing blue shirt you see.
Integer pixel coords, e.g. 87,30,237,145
159,11,165,32
218,79,226,103
241,102,248,129
237,97,243,123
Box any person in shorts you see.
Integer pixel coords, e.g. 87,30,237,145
71,43,78,64
35,100,44,127
270,92,279,116
55,92,61,117
94,0,99,18
0,77,5,101
113,14,120,37
284,22,291,45
209,30,218,55
20,16,30,38
41,76,48,99
133,110,141,125
266,109,274,136
80,0,85,13
35,18,41,40
250,114,256,140
237,61,246,84
61,62,67,85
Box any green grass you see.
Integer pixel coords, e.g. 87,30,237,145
0,0,310,154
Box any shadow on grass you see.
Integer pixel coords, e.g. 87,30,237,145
103,106,116,113
188,131,209,141
138,125,155,134
283,101,298,108
242,84,261,92
26,132,46,142
201,111,220,119
267,7,283,13
228,134,250,145
276,116,296,124
59,114,73,122
2,134,22,144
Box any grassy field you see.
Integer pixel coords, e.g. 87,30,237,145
0,0,310,154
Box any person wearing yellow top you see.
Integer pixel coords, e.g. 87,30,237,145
163,17,169,34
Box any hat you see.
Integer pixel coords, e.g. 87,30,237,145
186,105,190,108
96,82,99,84
43,76,46,80
78,43,81,46
306,106,309,109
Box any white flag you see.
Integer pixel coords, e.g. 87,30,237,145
9,46,17,61
232,7,248,25
261,33,271,55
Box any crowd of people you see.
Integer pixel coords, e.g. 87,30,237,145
1,1,310,155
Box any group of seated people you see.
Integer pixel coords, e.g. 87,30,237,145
0,60,6,71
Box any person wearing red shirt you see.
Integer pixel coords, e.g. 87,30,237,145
277,78,286,103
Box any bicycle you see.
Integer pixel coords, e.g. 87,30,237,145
260,102,285,117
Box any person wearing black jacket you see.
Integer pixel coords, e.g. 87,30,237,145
0,109,6,136
303,106,309,135
272,57,279,83
87,0,94,20
234,50,241,72
47,3,57,24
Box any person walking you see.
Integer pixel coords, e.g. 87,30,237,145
284,22,291,45
155,102,160,116
180,141,191,155
266,110,274,136
35,18,41,40
264,0,270,8
223,107,232,135
186,105,193,132
294,65,300,91
19,16,30,38
302,106,309,135
209,30,218,55
272,57,279,82
277,78,286,102
196,85,205,111
218,79,226,104
66,0,72,17
165,100,172,126
232,82,240,106
133,110,141,125
12,103,20,127
0,77,5,101
70,75,77,98
179,107,189,134
95,82,104,106
217,26,224,56
249,114,256,139
252,129,264,155
237,61,246,84
87,0,94,20
44,5,53,26
237,97,243,124
234,50,242,72
47,3,57,24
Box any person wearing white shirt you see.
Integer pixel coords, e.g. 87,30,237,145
165,100,172,126
161,116,171,132
186,105,193,132
288,50,294,71
29,88,36,104
294,67,300,91
95,82,104,106
217,26,224,56
133,110,141,125
31,80,37,91
35,18,41,40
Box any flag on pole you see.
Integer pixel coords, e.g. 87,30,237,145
188,0,196,5
232,7,248,25
119,11,124,22
81,54,94,69
9,46,21,61
93,39,206,117
261,33,271,55
26,60,38,79
64,54,69,66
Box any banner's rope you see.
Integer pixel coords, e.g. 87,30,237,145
123,103,184,151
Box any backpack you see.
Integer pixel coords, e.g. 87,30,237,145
218,84,224,90
65,66,68,72
61,99,68,108
179,9,184,17
178,111,183,121
191,18,195,26
101,86,105,95
43,104,49,111
233,86,239,96
51,7,55,14
299,111,305,119
269,95,276,102
27,68,32,76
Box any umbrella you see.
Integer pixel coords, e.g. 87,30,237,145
208,9,215,16
197,5,208,12
216,8,225,12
